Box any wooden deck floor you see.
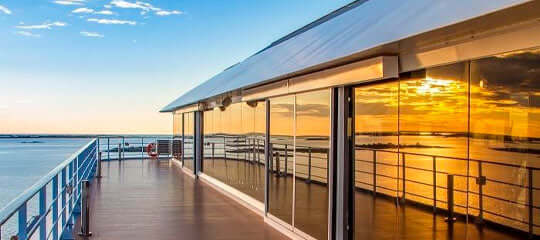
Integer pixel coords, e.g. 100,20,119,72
73,159,287,240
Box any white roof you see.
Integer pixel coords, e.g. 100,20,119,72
161,0,528,112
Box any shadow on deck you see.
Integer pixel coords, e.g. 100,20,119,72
73,159,286,240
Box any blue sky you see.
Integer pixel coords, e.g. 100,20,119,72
0,0,351,134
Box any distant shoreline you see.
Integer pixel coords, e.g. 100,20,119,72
0,134,172,139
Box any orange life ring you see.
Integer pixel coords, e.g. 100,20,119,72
146,143,157,158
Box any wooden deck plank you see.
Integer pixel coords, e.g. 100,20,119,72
74,160,287,240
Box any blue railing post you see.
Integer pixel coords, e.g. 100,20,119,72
18,202,27,240
68,161,74,226
52,174,59,240
61,168,67,233
73,155,80,215
0,139,98,240
39,186,47,240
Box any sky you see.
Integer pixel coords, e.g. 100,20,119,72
0,0,351,134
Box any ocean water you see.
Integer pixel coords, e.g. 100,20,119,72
0,138,91,209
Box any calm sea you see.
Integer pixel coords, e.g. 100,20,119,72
0,138,91,208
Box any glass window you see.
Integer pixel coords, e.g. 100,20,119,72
294,89,330,240
173,112,182,138
183,112,195,170
470,49,540,234
173,112,183,159
203,110,214,172
202,101,266,202
354,81,400,239
269,95,295,225
399,63,470,212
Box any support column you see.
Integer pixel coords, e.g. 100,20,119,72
333,87,354,240
195,111,204,176
264,99,270,214
182,113,185,166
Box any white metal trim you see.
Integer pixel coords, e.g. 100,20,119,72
242,56,398,101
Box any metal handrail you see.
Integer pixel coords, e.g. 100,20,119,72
203,135,538,235
354,147,539,235
0,139,98,240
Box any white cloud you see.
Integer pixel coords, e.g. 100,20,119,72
53,0,85,6
16,22,67,30
104,4,112,9
0,5,11,15
155,10,182,16
96,10,114,15
109,0,181,16
16,31,41,38
73,7,94,13
73,8,114,15
110,0,158,11
80,31,104,38
87,18,135,25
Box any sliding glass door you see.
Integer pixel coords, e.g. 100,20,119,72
352,48,540,239
268,89,331,239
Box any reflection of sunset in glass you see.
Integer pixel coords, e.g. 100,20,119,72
296,90,330,137
353,48,540,235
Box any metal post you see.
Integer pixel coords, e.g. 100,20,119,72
61,168,67,229
529,168,533,238
401,152,406,203
257,139,260,163
373,150,377,195
39,186,46,240
253,138,256,164
78,180,92,236
18,202,27,240
327,151,330,182
97,138,100,161
265,99,271,214
96,152,102,178
212,142,215,166
478,161,484,223
244,137,248,162
334,86,354,240
433,156,437,213
118,143,122,161
269,143,273,173
68,161,74,223
224,137,227,160
445,174,456,222
122,137,125,160
284,144,288,176
275,151,281,176
107,138,110,161
306,147,312,183
52,175,59,240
